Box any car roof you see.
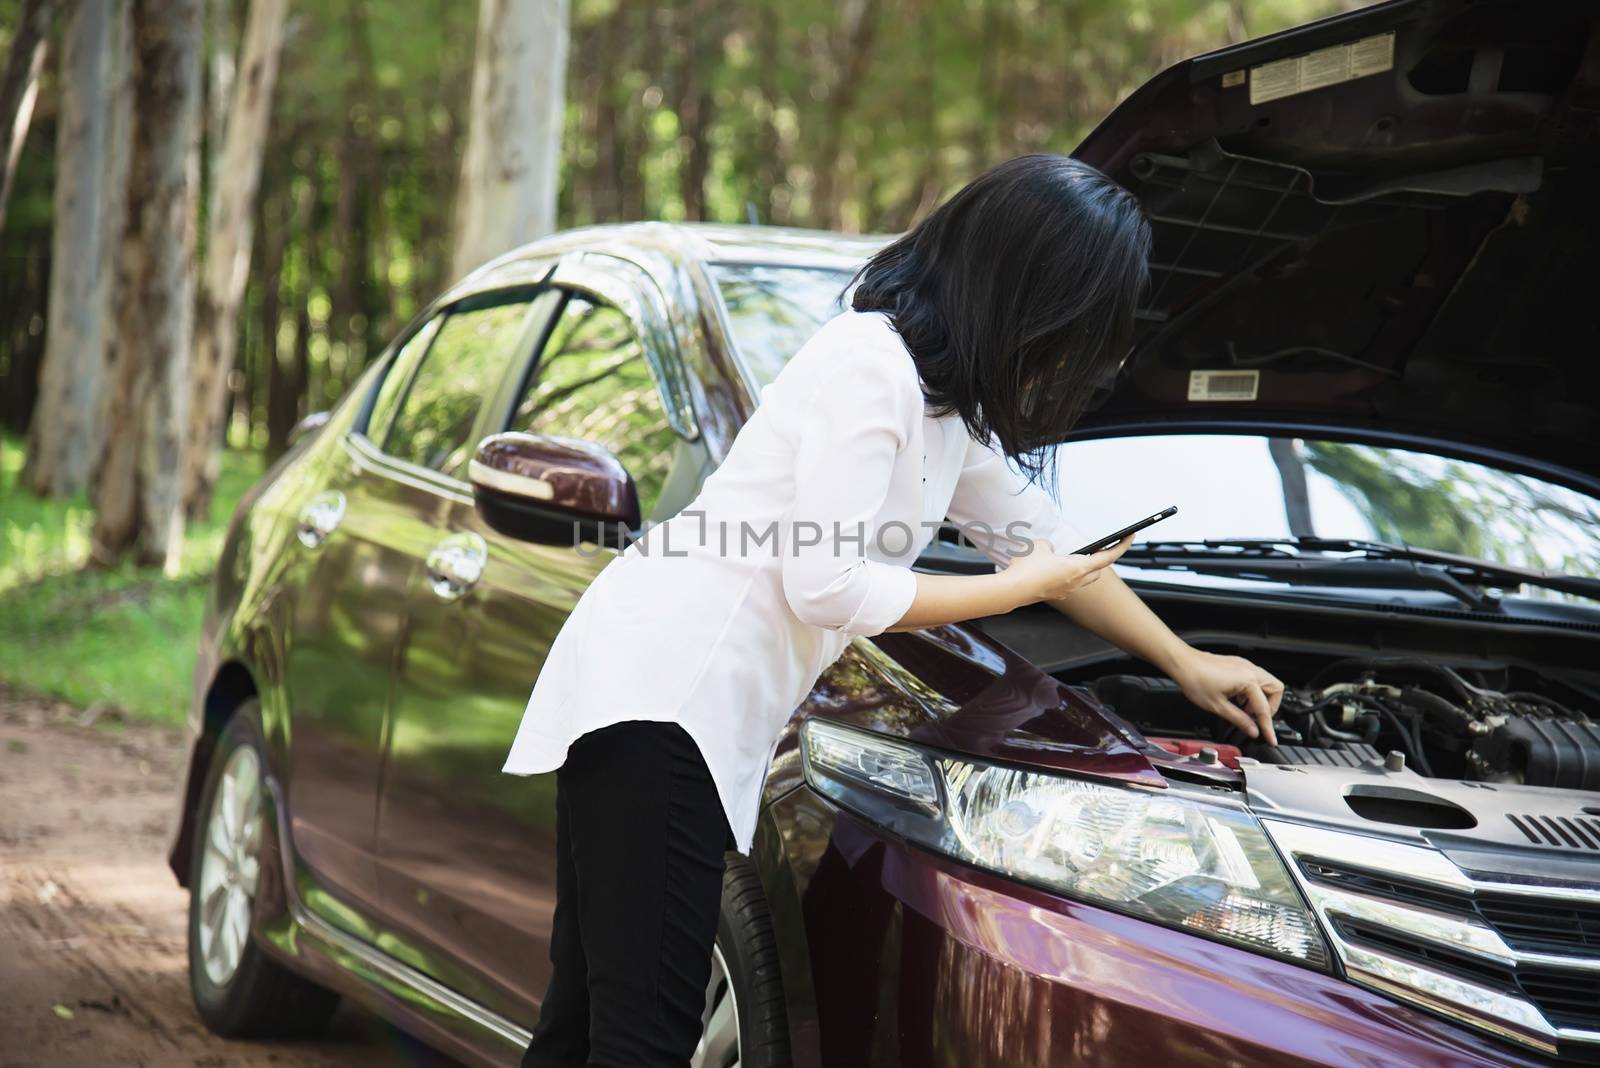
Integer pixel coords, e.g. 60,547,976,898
455,220,891,297
661,222,893,267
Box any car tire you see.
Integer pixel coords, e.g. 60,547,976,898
187,705,339,1037
699,852,791,1068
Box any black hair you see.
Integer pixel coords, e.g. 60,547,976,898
845,153,1151,491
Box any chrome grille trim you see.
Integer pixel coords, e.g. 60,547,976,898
1341,943,1559,1055
1459,879,1600,905
1263,819,1600,1056
1304,880,1522,968
1520,948,1600,973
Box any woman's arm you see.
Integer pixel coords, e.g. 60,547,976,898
1042,567,1283,744
777,338,925,639
885,535,1130,633
891,543,1283,743
925,430,1283,742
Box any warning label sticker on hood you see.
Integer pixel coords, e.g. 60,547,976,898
1188,369,1259,402
1243,32,1395,105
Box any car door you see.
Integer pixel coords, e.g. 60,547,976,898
375,258,707,1027
276,313,446,931
281,287,556,937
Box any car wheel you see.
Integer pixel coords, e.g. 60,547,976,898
695,853,791,1068
188,706,339,1037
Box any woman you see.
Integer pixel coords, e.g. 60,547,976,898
504,153,1284,1066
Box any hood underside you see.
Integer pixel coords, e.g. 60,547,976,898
1073,0,1600,490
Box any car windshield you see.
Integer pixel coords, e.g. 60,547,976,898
710,262,1600,606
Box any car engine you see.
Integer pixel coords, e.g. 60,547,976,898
1089,657,1600,792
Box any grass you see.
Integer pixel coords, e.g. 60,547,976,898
0,432,264,725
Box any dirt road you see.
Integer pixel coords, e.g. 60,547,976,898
0,684,456,1067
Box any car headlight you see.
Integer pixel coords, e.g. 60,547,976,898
800,718,1329,968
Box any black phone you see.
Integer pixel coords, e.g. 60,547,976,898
1071,506,1178,555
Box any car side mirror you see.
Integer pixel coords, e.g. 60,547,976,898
288,410,330,447
468,432,640,548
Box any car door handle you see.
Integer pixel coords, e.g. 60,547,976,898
296,490,346,549
424,532,488,601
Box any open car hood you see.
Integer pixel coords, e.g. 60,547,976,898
1073,0,1600,493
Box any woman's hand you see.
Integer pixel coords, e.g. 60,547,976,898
1000,534,1132,606
1168,648,1283,746
890,535,1132,633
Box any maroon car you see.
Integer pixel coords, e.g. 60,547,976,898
170,1,1600,1064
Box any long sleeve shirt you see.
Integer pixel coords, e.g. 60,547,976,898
501,307,1088,853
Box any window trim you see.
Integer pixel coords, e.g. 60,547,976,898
497,287,693,516
350,253,557,446
338,250,706,505
360,315,443,452
541,252,700,442
703,258,860,401
352,321,426,443
344,429,474,504
358,284,554,483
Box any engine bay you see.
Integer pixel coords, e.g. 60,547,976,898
1074,655,1600,792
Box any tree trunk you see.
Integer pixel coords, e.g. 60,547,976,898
183,0,286,519
592,5,623,222
617,3,652,223
568,11,597,224
92,0,203,572
811,0,880,230
753,1,783,224
203,0,235,225
327,0,371,382
1269,436,1315,539
969,0,998,168
0,223,51,434
674,0,714,222
261,187,293,459
0,0,53,236
450,0,569,279
23,0,125,498
890,0,942,228
288,179,314,431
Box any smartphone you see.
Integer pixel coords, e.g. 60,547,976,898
1071,506,1178,555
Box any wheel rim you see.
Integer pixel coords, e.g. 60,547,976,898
692,941,741,1068
195,744,263,987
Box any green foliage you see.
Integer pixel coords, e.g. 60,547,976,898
554,0,1357,228
226,0,1361,456
2,0,1364,453
0,433,263,723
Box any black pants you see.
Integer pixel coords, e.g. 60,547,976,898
522,719,733,1067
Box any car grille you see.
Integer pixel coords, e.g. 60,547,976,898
1265,820,1600,1062
1477,893,1600,956
1302,859,1600,959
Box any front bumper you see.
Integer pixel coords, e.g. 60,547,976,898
761,785,1562,1068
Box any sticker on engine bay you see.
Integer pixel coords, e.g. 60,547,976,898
1237,31,1394,105
1188,369,1259,402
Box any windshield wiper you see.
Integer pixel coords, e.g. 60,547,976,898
1117,538,1600,611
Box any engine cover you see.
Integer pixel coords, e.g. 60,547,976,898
1471,715,1600,791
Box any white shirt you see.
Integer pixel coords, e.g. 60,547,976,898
501,308,1088,852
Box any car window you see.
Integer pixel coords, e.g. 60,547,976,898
711,263,854,386
383,292,541,477
509,293,678,516
364,316,443,446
